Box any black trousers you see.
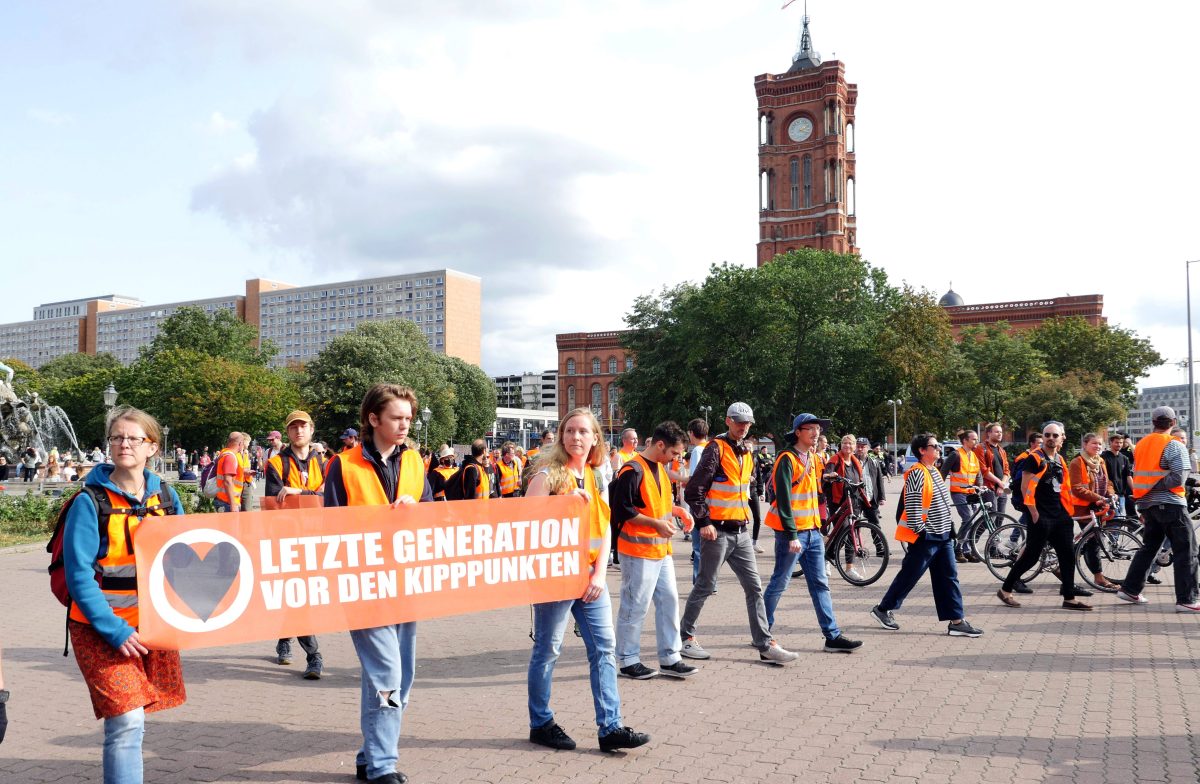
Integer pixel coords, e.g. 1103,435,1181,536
1003,516,1077,599
1123,504,1199,604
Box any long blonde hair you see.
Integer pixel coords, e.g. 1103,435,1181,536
534,408,608,495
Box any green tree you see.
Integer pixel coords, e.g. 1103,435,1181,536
435,355,498,444
303,321,458,447
954,323,1046,425
1007,371,1127,446
141,306,277,366
1,357,42,399
44,371,118,450
1027,317,1162,406
37,352,122,383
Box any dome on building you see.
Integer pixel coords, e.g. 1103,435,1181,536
938,287,964,307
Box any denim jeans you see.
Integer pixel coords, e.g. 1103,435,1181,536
103,707,145,784
1124,503,1199,604
213,499,233,513
528,592,622,735
680,528,772,650
951,494,974,550
615,554,682,667
691,534,702,583
350,622,418,780
878,535,965,621
762,529,841,639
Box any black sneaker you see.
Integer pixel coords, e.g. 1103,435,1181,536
619,663,659,680
530,721,576,750
358,764,406,782
1147,575,1163,585
599,726,651,752
303,656,323,680
366,774,407,784
823,635,863,653
659,661,698,678
870,605,899,631
1073,585,1094,598
1013,580,1033,594
947,620,984,638
275,640,292,666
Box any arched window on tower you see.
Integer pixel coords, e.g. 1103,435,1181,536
567,385,575,409
607,383,618,416
607,356,617,374
823,103,830,136
789,157,800,210
835,102,843,136
760,169,769,211
592,357,601,375
846,122,855,153
803,155,813,208
566,358,575,375
760,113,774,145
846,177,856,217
824,161,831,203
591,384,602,412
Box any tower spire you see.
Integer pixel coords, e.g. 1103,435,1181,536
788,1,822,73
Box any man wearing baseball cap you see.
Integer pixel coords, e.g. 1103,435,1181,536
763,414,862,652
265,409,328,677
680,402,799,664
340,428,360,453
1119,406,1200,609
428,445,458,500
265,430,285,464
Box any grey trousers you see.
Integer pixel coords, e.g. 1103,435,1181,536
680,527,772,650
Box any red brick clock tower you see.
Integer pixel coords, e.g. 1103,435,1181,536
755,14,858,265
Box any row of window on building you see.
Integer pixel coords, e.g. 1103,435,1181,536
564,356,633,376
564,382,620,418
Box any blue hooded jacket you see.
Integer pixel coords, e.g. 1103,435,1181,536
62,464,185,648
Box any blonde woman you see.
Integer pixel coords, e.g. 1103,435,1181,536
525,408,649,753
63,406,186,783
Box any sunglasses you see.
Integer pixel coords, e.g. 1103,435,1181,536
922,443,941,450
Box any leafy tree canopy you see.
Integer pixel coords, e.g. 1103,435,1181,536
141,307,277,366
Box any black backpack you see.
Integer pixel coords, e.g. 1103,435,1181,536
1009,450,1034,513
443,462,476,501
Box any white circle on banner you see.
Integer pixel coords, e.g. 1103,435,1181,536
147,528,255,633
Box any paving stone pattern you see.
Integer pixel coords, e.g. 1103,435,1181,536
3,492,1200,783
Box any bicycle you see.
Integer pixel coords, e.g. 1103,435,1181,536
898,489,1020,559
792,477,890,586
983,510,1143,592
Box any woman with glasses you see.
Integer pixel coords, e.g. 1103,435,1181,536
869,433,984,637
997,421,1092,610
63,406,187,783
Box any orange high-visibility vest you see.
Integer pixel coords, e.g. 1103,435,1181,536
616,454,673,560
497,460,521,496
215,448,245,506
706,439,752,522
267,451,325,493
765,450,821,532
335,445,424,505
615,448,636,468
1131,432,1185,500
69,488,174,627
1023,449,1074,511
432,465,456,500
899,463,935,524
948,447,980,494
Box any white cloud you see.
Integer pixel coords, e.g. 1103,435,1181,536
27,108,74,126
206,110,240,135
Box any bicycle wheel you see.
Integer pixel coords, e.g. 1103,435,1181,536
983,523,1029,582
969,512,1021,562
1075,527,1143,592
832,522,889,586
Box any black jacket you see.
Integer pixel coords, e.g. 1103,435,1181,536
1101,449,1132,496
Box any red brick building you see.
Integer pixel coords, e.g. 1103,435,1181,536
939,289,1106,338
555,331,633,433
755,14,858,265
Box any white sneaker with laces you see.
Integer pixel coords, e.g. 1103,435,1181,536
1175,602,1200,613
845,566,866,581
1116,590,1149,605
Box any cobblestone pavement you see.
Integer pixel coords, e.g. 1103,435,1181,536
4,501,1200,783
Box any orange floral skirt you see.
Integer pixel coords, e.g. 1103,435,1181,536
70,621,186,720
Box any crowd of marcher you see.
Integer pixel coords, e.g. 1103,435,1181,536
10,388,1197,784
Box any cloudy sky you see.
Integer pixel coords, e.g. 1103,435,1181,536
2,1,1198,388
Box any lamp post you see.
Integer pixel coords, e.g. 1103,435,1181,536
421,406,432,449
102,382,118,461
887,398,902,476
1188,261,1200,452
699,405,712,430
413,419,423,449
162,425,170,475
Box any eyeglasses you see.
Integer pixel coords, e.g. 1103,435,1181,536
108,435,151,446
1042,433,1062,439
922,443,941,451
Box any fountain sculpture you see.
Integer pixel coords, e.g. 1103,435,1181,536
0,365,83,463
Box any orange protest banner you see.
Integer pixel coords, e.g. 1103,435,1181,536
133,495,590,650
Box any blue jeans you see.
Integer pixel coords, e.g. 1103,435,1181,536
213,499,233,513
528,592,622,735
350,622,418,780
680,528,772,650
615,554,682,667
762,529,841,639
951,494,974,550
103,707,145,784
878,535,965,622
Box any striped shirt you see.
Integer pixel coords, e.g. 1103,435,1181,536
905,464,954,536
1138,438,1189,508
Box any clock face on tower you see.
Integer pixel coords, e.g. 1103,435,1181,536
787,116,813,142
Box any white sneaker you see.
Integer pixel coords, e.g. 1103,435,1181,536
1116,590,1148,605
754,543,765,554
845,566,866,581
1176,602,1200,613
758,641,798,664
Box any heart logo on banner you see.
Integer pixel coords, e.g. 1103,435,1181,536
162,542,241,622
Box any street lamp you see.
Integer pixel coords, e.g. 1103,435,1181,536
887,399,902,476
413,419,423,448
1187,260,1200,453
699,405,712,429
102,382,118,460
421,406,432,449
162,425,170,475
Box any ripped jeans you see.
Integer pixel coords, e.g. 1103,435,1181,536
350,622,418,780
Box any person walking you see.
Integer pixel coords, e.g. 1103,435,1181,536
612,421,698,680
1101,432,1133,518
1117,406,1200,610
685,418,709,577
496,443,522,498
265,410,328,678
214,433,246,513
763,414,863,653
323,384,432,784
63,406,187,783
456,440,492,499
427,446,457,500
940,429,984,563
680,402,799,664
997,421,1092,611
976,423,1011,518
823,433,871,580
871,433,984,637
855,437,886,528
525,408,650,753
1069,433,1121,591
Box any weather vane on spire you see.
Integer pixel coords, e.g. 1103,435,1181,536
782,0,821,72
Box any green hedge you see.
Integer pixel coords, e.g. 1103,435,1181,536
0,482,212,544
